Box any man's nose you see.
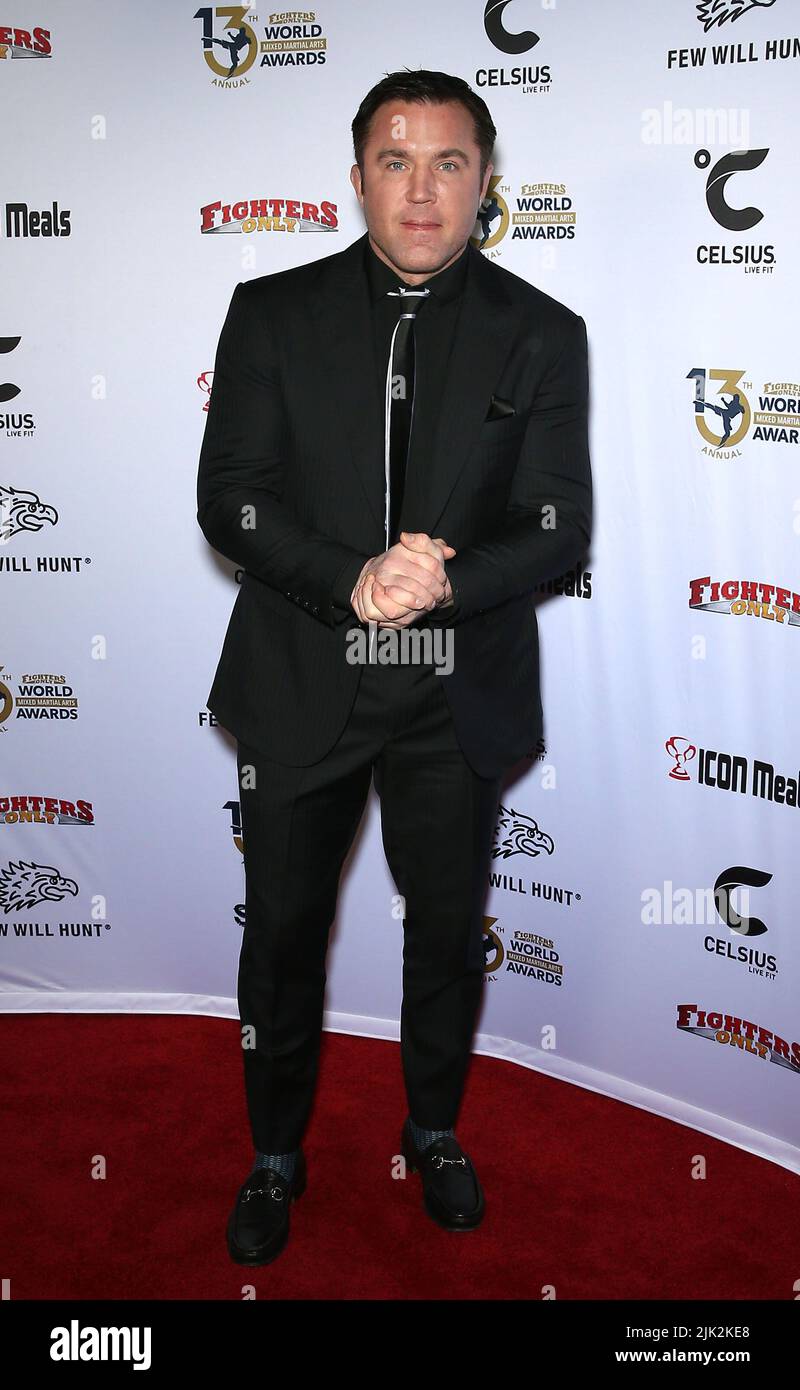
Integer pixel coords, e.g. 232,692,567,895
406,172,436,202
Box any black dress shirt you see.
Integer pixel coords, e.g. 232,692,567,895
362,235,469,617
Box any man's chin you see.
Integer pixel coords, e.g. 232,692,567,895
381,235,463,278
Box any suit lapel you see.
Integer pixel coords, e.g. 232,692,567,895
415,242,518,535
308,234,385,540
308,231,521,543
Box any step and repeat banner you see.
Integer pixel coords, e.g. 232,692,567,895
2,2,799,1174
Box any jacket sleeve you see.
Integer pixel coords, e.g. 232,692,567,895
426,311,592,626
196,280,372,628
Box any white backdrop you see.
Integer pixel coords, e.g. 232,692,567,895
2,0,799,1175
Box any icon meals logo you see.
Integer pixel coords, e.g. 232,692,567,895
3,201,70,238
665,735,800,812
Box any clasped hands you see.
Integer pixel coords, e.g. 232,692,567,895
350,531,455,629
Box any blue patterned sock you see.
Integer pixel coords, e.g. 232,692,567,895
254,1149,297,1181
408,1116,455,1152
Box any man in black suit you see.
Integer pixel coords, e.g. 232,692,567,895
197,69,592,1266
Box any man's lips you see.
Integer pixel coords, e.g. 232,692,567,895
401,221,441,229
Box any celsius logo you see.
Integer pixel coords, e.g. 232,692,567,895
484,0,540,54
714,865,771,936
0,336,34,437
716,861,772,939
696,0,777,31
0,860,78,914
493,805,554,860
0,337,20,403
695,146,768,230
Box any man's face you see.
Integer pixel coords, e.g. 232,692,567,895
350,98,493,284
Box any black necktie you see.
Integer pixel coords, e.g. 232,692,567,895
384,284,430,548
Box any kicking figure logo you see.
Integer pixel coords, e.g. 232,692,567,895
194,5,258,80
687,367,752,449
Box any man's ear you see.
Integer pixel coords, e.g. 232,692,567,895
479,161,494,204
350,163,364,205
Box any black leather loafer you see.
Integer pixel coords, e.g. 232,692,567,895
226,1150,307,1265
400,1119,484,1230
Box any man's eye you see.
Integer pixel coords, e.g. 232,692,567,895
386,161,406,171
439,162,459,172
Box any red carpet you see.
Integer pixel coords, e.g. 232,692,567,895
2,1014,797,1300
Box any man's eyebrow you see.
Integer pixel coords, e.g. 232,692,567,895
373,146,471,164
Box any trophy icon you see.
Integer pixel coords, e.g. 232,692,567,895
665,736,697,781
197,371,214,412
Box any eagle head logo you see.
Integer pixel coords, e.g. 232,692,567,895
696,0,777,32
0,860,79,913
0,485,58,541
492,804,554,860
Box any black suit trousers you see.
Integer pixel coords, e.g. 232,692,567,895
235,655,504,1153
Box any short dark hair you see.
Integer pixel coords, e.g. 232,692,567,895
352,68,497,183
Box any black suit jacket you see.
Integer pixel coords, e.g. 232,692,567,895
197,231,592,779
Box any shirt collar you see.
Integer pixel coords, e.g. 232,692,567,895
363,234,470,306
